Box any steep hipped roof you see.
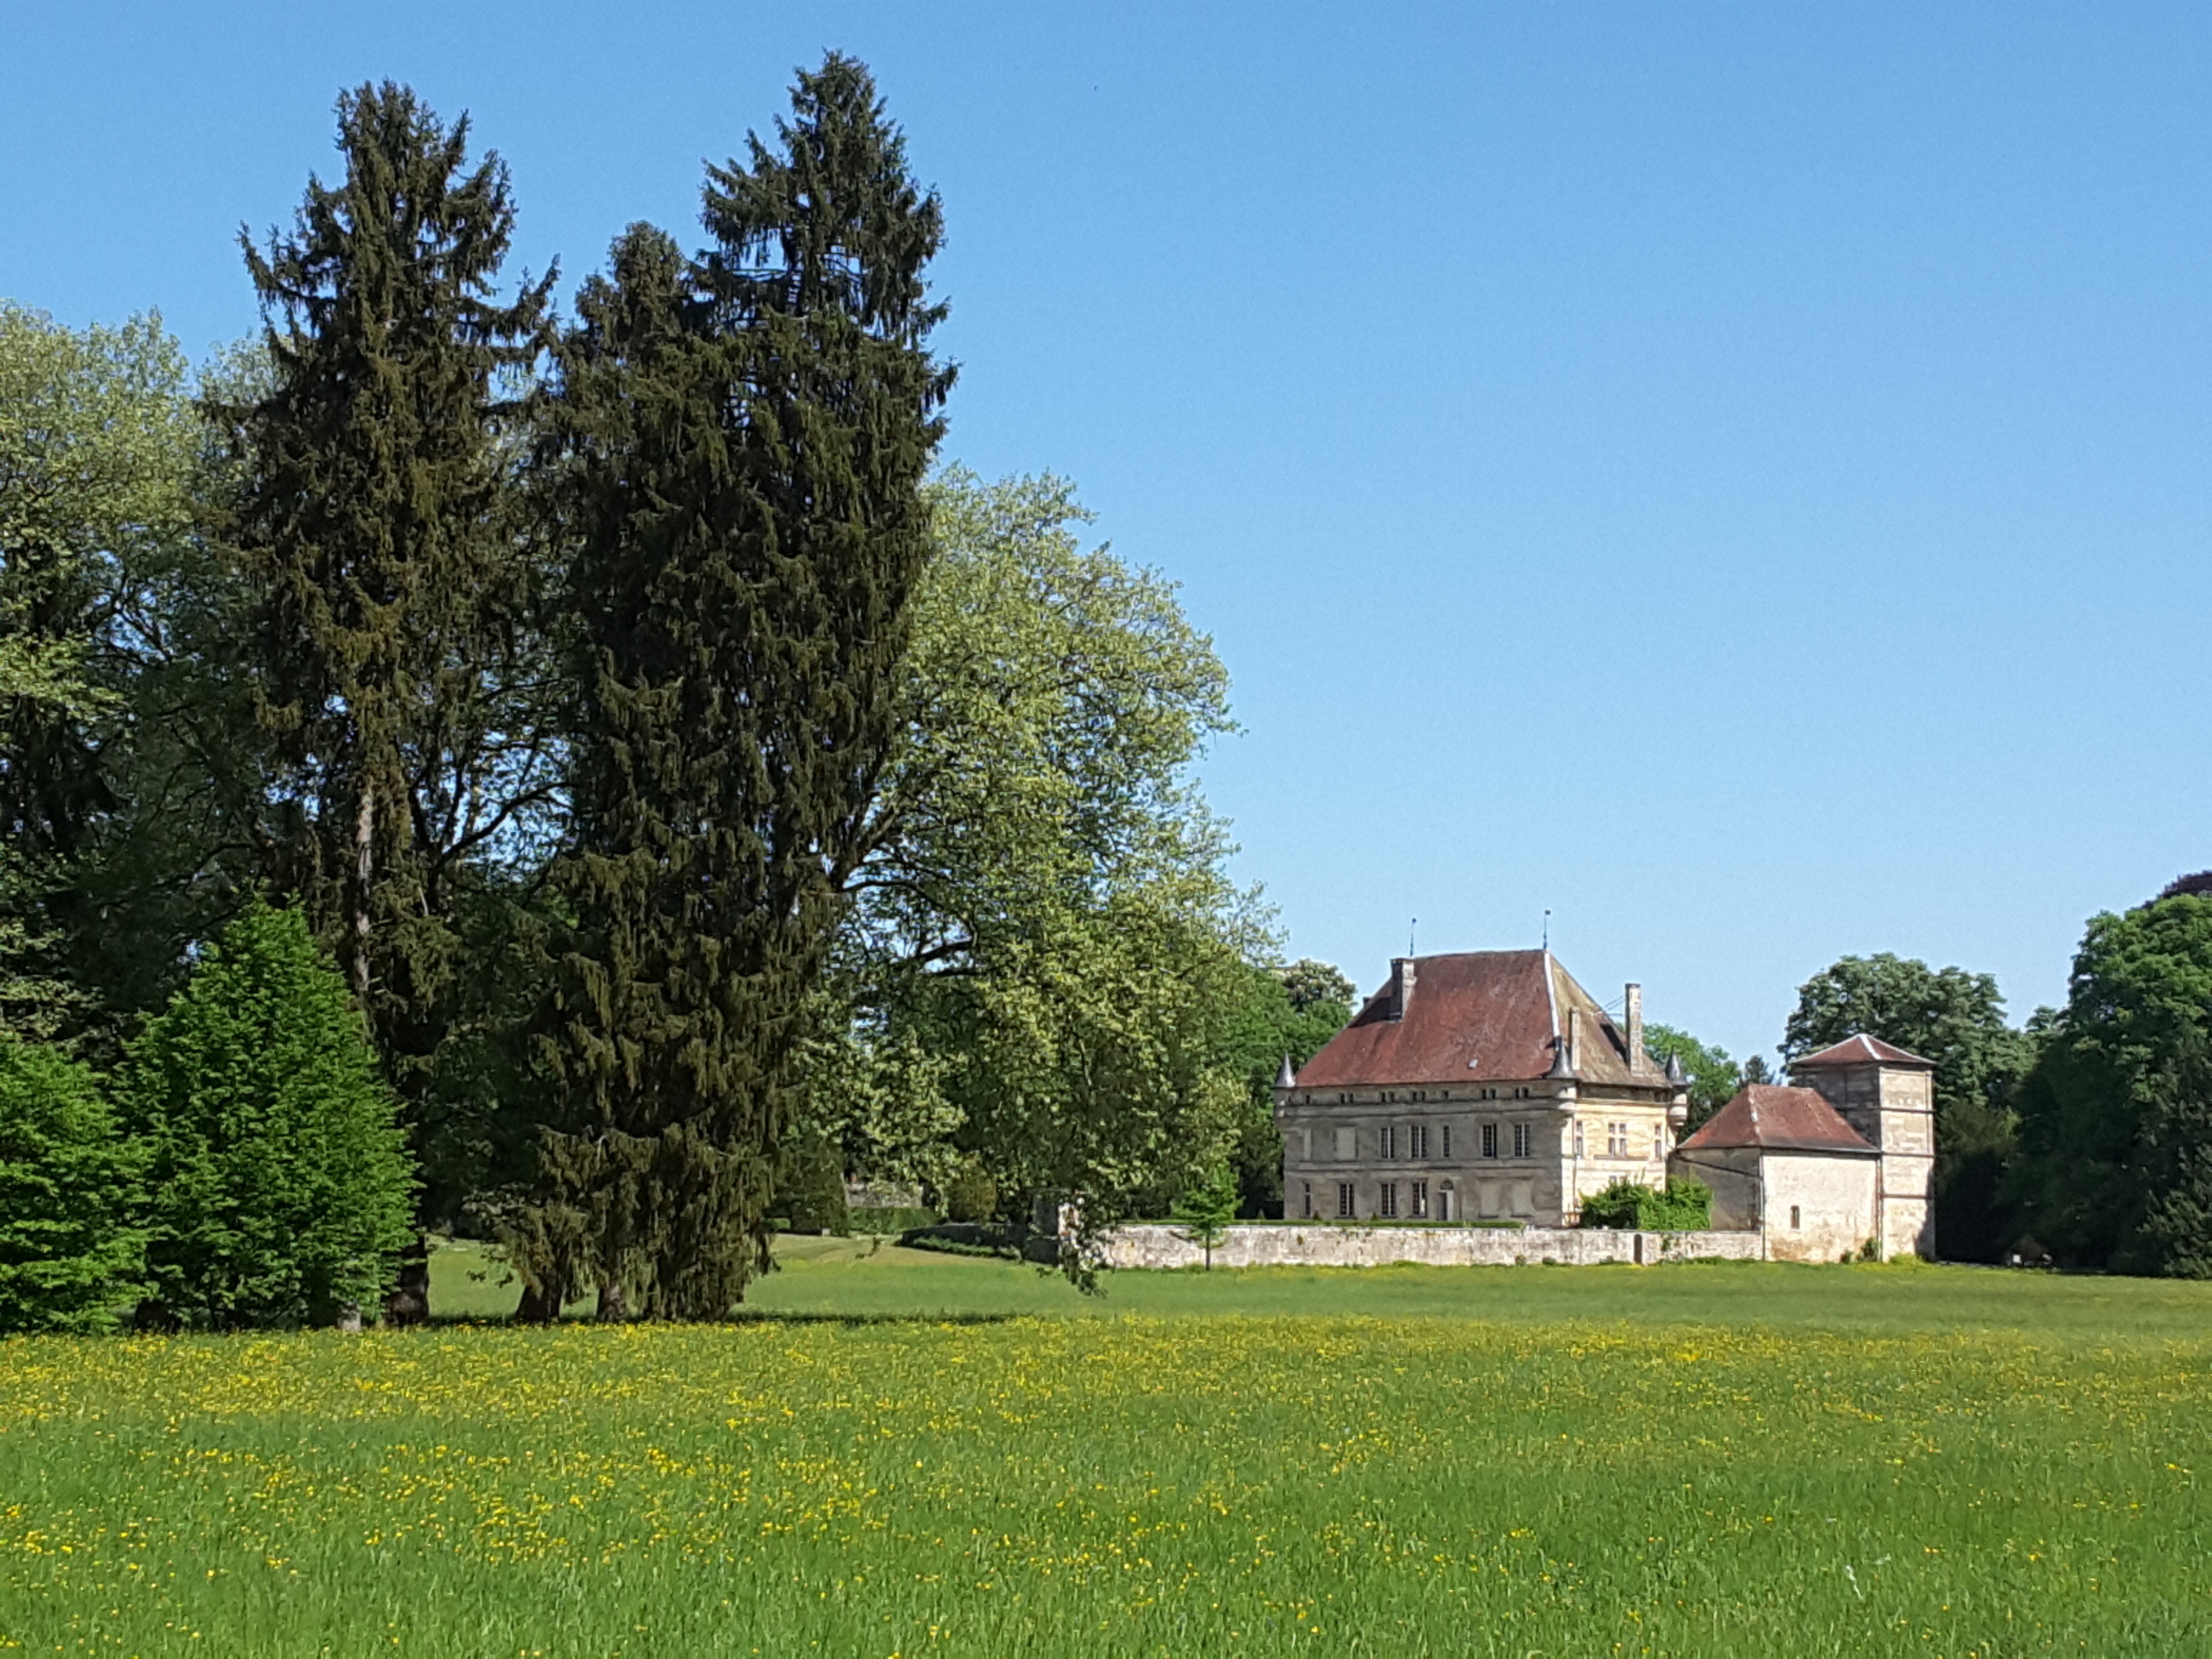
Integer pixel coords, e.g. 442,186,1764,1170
1791,1033,1936,1071
1675,1084,1877,1155
1291,950,1656,1088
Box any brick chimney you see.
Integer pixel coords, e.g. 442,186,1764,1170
1388,956,1418,1021
1624,983,1644,1074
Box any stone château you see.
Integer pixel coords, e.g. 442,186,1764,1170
1273,951,1691,1226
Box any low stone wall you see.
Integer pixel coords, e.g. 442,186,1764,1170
1097,1223,1764,1271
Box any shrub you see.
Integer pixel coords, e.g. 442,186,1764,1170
938,1162,999,1224
898,1222,1023,1259
0,1038,144,1332
771,1130,851,1235
119,903,416,1328
849,1205,938,1236
1578,1177,1712,1232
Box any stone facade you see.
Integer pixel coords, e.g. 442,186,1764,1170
1098,1223,1765,1271
1793,1048,1936,1259
1757,1151,1880,1262
1277,1086,1679,1227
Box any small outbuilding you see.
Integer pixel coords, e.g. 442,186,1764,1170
1668,1084,1880,1263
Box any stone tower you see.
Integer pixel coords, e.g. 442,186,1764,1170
1788,1033,1937,1260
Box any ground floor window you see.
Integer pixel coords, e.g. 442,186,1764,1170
1439,1185,1455,1221
1790,1204,1802,1229
1379,1182,1399,1218
1411,1179,1429,1218
1572,1120,1585,1157
1337,1182,1355,1218
1301,1181,1313,1219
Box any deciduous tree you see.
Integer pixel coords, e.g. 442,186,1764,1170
2011,895,2212,1274
811,470,1264,1250
0,302,204,1039
1641,1024,1741,1132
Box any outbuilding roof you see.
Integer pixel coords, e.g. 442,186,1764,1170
1675,1084,1878,1155
1290,950,1657,1089
1790,1033,1936,1071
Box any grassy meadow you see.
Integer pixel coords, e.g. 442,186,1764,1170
3,1247,2209,1657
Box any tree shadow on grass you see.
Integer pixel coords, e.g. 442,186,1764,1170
423,1309,1021,1330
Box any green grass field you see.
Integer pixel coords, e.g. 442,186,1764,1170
4,1246,2209,1657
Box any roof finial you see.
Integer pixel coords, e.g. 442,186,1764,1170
1408,917,1417,957
1542,909,1551,951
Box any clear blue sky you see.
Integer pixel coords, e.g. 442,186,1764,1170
6,1,2209,1062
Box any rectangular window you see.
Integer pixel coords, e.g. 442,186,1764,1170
1411,1180,1429,1218
1653,1125,1666,1158
1512,1122,1532,1158
1790,1203,1802,1230
1302,1181,1313,1219
1379,1182,1399,1218
1410,1124,1429,1160
1573,1121,1585,1158
1607,1122,1629,1158
1441,1124,1452,1158
1378,1125,1396,1160
1337,1182,1355,1218
1481,1122,1499,1159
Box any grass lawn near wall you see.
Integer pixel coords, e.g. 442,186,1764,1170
2,1250,2207,1657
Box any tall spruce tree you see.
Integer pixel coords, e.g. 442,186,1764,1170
528,56,947,1319
207,84,557,1317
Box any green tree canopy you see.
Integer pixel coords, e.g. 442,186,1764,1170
0,302,206,1042
1641,1023,1742,1131
120,902,415,1328
2011,895,2212,1273
1215,962,1353,1218
809,470,1265,1246
0,1036,144,1332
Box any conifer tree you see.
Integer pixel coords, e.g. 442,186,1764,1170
0,1037,145,1332
119,903,415,1329
529,56,947,1319
206,84,557,1316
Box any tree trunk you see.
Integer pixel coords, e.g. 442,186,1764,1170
335,1302,364,1332
384,1233,431,1325
350,786,375,1006
598,1279,631,1323
515,1279,563,1323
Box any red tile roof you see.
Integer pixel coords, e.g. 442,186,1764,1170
1790,1033,1936,1071
1290,951,1656,1088
1675,1084,1877,1155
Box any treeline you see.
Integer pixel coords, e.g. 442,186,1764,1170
0,58,1346,1332
1650,872,2212,1273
